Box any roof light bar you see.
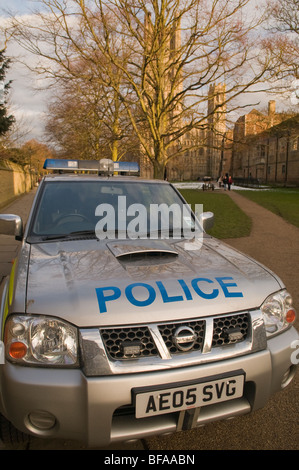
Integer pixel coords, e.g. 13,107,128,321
114,161,140,174
43,158,140,175
43,159,79,170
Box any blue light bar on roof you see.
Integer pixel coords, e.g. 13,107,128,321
43,158,140,174
115,161,140,173
43,159,79,170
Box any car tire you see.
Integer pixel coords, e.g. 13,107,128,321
0,414,30,449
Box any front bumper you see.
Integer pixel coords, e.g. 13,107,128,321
0,326,298,447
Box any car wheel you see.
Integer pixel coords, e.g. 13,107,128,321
0,414,30,450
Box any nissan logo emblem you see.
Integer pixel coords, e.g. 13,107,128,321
173,326,197,352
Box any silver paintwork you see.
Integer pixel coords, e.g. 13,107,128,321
79,310,267,376
107,239,180,258
0,214,23,238
1,326,297,446
197,210,214,232
22,237,283,327
0,175,298,447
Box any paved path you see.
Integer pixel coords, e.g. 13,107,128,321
0,188,298,450
147,190,299,451
224,190,299,314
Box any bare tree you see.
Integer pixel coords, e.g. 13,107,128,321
95,0,273,177
4,0,275,178
5,2,138,161
45,77,139,161
262,0,299,80
268,0,299,34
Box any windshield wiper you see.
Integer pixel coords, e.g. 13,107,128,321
40,227,201,242
41,234,71,241
69,230,97,238
41,230,96,241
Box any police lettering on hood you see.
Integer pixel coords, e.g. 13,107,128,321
95,276,243,313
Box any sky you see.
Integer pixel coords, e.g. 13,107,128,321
1,0,40,16
0,0,297,146
1,0,47,143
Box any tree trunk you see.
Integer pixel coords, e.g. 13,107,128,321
151,139,167,179
111,139,118,162
153,159,166,180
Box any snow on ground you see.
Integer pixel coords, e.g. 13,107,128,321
173,182,268,191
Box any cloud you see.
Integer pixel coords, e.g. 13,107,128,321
0,0,44,17
0,11,51,142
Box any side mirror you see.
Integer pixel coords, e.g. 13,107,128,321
196,210,214,232
0,214,23,240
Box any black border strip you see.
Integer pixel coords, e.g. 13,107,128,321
132,368,245,405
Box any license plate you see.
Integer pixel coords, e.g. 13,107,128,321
134,372,245,418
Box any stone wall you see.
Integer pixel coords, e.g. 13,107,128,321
231,114,299,186
0,160,33,208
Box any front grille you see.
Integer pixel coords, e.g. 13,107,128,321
100,312,250,361
158,320,205,354
101,326,158,359
213,313,249,347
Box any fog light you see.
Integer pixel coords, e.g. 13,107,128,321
121,340,142,357
28,410,56,430
281,366,296,389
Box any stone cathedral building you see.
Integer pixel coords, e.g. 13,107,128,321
139,82,227,181
137,16,299,184
231,102,299,186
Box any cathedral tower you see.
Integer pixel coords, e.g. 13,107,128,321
207,83,226,178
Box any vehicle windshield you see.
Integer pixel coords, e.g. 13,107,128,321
29,180,200,241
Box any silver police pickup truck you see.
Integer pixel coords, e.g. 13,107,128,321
0,158,298,448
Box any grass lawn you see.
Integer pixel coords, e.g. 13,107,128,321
236,190,299,229
178,189,252,239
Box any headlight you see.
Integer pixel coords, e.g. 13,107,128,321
261,290,296,337
4,315,79,367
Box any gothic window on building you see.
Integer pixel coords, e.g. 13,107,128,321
279,138,286,151
291,137,298,151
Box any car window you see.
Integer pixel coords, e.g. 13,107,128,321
29,180,198,240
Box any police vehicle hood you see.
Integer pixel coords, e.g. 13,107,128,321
25,236,283,327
